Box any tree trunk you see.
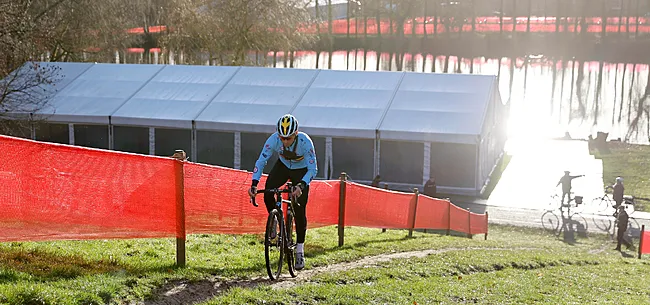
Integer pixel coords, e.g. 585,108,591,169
513,0,517,33
556,0,561,35
328,0,333,69
315,0,320,35
601,0,607,39
434,0,438,37
634,0,636,37
499,0,504,37
626,0,631,37
347,0,351,38
471,0,476,33
423,0,428,39
527,0,532,34
618,0,624,34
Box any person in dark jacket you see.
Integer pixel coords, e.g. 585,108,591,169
556,171,584,205
423,177,437,198
615,205,634,251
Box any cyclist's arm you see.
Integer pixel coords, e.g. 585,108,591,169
252,134,279,186
299,135,318,186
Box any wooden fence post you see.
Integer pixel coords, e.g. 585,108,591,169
172,149,187,267
639,225,645,259
467,208,473,239
382,184,388,233
338,172,347,247
446,201,451,236
484,211,489,240
408,188,419,238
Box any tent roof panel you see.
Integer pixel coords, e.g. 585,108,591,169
378,72,496,141
110,66,240,128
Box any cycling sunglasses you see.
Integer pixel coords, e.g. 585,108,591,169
279,135,295,141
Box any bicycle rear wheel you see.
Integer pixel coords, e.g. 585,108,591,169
265,209,285,280
286,209,297,277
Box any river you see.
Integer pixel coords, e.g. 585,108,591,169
263,50,650,146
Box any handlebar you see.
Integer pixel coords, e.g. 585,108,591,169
250,185,296,207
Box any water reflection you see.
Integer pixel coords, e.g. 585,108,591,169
271,50,650,145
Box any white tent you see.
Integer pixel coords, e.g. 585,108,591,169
4,62,506,196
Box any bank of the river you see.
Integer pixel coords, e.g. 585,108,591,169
596,141,650,212
306,33,650,64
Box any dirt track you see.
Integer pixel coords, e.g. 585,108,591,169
143,247,537,305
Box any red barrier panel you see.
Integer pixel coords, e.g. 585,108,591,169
183,163,265,234
449,204,470,234
304,180,340,228
414,195,450,230
345,182,414,229
469,212,487,235
641,228,650,255
183,162,340,234
0,135,178,242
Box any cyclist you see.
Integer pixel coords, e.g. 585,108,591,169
248,114,318,270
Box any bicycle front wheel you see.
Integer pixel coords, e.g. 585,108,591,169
286,209,297,278
265,209,285,280
541,211,560,234
592,196,611,214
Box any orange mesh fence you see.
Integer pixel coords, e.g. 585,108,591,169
0,135,178,242
344,182,414,229
0,134,487,242
469,212,488,235
414,195,450,230
449,204,470,234
641,228,650,255
304,180,340,228
183,161,340,234
183,162,264,234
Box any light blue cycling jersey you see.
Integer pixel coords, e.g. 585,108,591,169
252,132,318,185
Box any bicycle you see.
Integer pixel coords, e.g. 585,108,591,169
590,190,615,214
542,194,588,238
251,182,299,280
591,190,636,217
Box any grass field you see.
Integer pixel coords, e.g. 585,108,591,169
596,142,650,212
0,225,648,304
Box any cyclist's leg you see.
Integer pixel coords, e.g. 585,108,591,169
264,161,290,213
288,168,309,244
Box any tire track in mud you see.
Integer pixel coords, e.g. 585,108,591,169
143,247,538,305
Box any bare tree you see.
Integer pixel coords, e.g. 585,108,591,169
1,0,143,134
1,1,60,136
30,0,144,62
0,63,62,135
161,0,315,66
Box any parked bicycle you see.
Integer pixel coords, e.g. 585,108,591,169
251,182,299,280
542,193,588,238
590,188,636,217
